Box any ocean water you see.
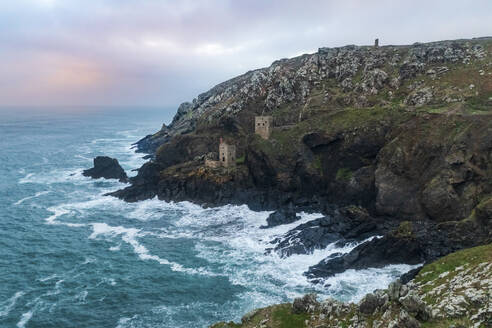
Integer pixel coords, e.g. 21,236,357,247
0,108,415,328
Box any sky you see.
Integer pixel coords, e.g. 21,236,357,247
0,0,490,110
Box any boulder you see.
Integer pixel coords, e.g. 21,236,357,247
319,297,343,315
388,280,402,301
261,207,300,228
292,294,319,314
358,293,379,315
398,309,420,328
400,292,431,321
405,87,433,107
83,156,128,182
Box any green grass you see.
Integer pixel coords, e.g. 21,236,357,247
465,92,492,112
312,155,323,174
264,106,409,160
421,318,474,328
336,168,353,181
394,221,414,238
417,243,492,327
271,305,308,328
236,155,245,164
209,323,241,328
415,243,492,287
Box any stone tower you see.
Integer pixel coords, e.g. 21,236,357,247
255,116,273,139
219,138,236,168
374,38,379,48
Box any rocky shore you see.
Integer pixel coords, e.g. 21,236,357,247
99,37,492,282
211,244,492,328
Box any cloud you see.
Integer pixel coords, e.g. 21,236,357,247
0,0,491,108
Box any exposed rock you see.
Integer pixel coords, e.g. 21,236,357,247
388,280,402,301
399,292,431,321
358,293,378,315
306,229,427,278
261,207,300,228
292,294,319,314
83,156,128,182
319,297,345,316
405,87,433,107
400,267,423,284
210,244,492,328
270,206,385,257
306,216,491,280
398,309,420,328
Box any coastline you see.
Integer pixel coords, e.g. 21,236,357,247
210,243,492,328
102,37,492,293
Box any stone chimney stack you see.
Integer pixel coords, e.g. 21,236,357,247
219,140,236,168
374,38,379,48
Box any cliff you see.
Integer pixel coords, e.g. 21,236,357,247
211,243,492,328
110,37,492,280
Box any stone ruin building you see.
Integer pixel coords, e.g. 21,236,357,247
204,116,274,170
219,139,236,167
205,138,236,168
374,38,379,48
255,116,273,139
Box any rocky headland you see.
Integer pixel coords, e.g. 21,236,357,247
99,37,492,283
211,243,492,328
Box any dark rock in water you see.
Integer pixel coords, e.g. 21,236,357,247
305,216,492,280
305,234,424,279
271,206,389,257
261,207,300,228
83,156,128,182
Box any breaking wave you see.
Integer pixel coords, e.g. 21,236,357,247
1,111,417,327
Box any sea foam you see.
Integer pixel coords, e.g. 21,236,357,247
0,291,24,317
89,222,217,276
14,190,51,205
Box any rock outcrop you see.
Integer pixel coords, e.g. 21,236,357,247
83,156,128,182
305,216,491,280
261,207,301,229
269,206,390,257
211,243,492,328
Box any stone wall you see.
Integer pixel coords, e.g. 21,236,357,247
205,159,221,168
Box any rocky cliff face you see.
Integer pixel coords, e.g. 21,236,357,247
136,37,490,154
112,37,492,280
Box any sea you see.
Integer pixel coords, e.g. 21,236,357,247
0,108,415,328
